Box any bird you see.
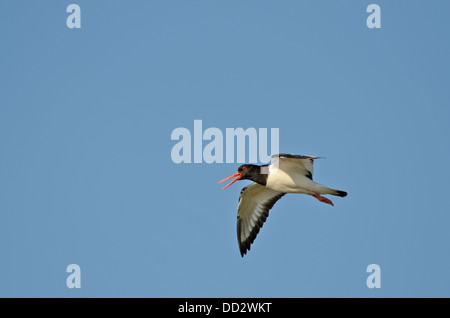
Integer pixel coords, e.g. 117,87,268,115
218,154,347,257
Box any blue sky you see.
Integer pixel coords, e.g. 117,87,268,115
1,1,449,297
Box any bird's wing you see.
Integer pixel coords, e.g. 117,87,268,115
237,183,285,257
272,153,321,180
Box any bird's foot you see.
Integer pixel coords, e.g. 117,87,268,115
313,193,334,206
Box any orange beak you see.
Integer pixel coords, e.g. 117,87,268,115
218,172,241,190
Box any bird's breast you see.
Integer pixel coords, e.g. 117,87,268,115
266,168,315,194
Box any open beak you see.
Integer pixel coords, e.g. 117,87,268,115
218,172,241,190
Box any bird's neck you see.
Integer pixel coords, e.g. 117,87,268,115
250,165,268,186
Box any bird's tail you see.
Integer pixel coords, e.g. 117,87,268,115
333,189,347,197
321,187,347,197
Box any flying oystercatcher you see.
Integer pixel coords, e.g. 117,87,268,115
218,154,347,257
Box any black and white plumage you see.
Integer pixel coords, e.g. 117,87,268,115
219,154,347,257
236,183,285,257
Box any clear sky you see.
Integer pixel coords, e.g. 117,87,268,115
1,1,449,297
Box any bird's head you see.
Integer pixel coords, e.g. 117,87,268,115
218,164,260,190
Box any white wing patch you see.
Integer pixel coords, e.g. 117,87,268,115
237,183,285,257
272,154,319,180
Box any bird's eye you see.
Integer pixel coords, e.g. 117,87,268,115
242,167,247,171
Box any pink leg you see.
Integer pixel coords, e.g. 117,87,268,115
313,193,334,206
